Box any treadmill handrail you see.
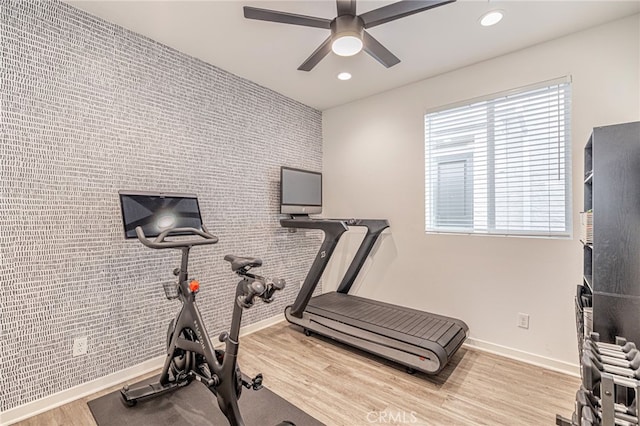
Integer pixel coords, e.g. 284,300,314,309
280,218,350,317
333,219,389,294
280,217,390,316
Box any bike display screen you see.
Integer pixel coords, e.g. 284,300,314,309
118,191,203,239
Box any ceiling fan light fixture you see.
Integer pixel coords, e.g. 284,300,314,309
244,0,457,71
331,35,363,56
479,10,504,27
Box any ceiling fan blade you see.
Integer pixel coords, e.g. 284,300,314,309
243,6,332,29
298,36,333,71
336,0,356,16
360,0,455,29
362,31,400,68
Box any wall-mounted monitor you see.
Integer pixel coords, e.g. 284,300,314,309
280,167,322,215
118,190,203,239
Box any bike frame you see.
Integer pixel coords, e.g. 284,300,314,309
161,246,247,425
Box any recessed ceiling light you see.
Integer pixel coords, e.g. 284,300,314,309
480,10,504,27
337,72,352,81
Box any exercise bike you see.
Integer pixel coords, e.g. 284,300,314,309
118,191,292,426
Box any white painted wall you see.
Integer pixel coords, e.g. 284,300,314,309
321,14,640,370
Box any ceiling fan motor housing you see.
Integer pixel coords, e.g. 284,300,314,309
331,15,364,40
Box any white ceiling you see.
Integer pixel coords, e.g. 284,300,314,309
67,0,640,110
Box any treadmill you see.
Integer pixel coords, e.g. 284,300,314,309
280,217,468,375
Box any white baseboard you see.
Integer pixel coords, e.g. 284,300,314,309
0,314,285,426
239,313,285,337
463,337,580,377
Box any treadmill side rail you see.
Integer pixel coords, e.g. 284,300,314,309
286,306,442,373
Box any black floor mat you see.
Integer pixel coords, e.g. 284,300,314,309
87,377,324,426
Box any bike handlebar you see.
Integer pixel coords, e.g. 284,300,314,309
135,225,219,249
237,277,286,308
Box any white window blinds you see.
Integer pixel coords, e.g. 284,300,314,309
425,79,572,237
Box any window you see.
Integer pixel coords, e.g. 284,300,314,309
425,79,572,237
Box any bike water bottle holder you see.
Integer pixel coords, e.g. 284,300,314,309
162,281,179,300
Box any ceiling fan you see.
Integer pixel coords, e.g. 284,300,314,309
243,0,456,71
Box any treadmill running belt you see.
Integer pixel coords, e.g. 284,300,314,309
306,292,467,356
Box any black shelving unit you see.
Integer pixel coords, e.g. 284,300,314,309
558,121,640,426
577,122,640,351
589,121,640,345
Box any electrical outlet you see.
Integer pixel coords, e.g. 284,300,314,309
73,337,88,356
517,313,530,329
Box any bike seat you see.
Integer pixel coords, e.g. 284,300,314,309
224,254,262,272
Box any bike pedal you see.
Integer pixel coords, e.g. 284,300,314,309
252,373,263,390
194,375,216,387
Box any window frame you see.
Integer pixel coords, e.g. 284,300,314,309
424,76,572,239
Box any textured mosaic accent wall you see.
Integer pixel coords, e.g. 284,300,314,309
0,0,323,411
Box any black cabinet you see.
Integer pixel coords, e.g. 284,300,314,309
586,121,640,344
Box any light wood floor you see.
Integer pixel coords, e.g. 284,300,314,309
15,321,579,425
